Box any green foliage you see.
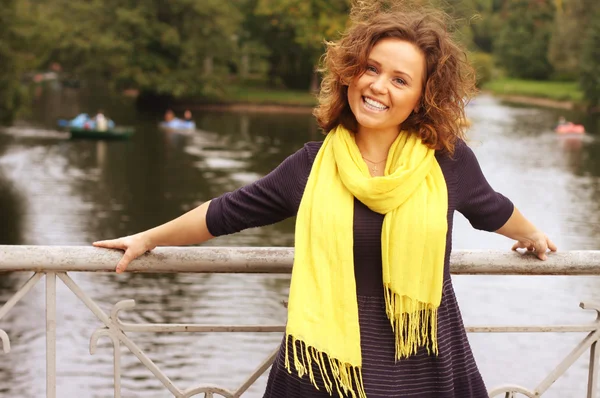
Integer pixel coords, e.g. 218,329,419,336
548,0,589,80
580,5,600,109
469,52,493,87
1,0,597,109
253,0,350,89
39,0,243,98
0,0,27,125
434,0,477,49
255,0,350,53
494,0,555,80
470,0,503,52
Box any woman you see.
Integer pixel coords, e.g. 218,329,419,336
94,3,556,398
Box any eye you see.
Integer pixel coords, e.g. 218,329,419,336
366,65,378,74
394,77,407,86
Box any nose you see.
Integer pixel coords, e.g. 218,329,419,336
370,76,388,95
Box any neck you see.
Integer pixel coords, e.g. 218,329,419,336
354,126,399,160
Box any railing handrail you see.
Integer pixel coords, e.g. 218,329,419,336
0,245,599,274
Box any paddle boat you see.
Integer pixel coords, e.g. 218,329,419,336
555,122,585,135
68,126,135,140
58,114,135,140
159,118,196,131
160,109,196,132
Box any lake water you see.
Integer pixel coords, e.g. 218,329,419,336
0,87,599,397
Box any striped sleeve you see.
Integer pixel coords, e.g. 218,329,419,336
205,144,314,236
454,141,514,232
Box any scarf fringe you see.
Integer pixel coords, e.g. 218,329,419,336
384,285,439,359
284,334,367,398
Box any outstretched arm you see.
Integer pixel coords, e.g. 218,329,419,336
495,207,557,261
93,201,214,273
452,141,557,260
93,143,314,273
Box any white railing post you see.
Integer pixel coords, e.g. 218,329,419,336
46,272,57,398
589,341,599,397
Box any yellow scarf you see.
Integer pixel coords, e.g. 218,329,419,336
285,125,448,397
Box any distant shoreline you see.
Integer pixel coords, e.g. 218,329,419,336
189,94,574,114
480,78,585,111
178,90,578,114
188,102,315,114
485,92,574,110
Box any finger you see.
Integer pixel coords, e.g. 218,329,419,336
512,241,530,251
536,250,547,261
547,238,558,252
93,239,126,250
116,249,135,274
534,241,549,260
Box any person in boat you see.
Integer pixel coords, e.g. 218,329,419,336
94,3,556,397
555,116,585,134
182,109,196,129
164,109,176,124
162,109,194,130
95,110,108,132
557,116,568,126
70,113,89,128
162,109,183,129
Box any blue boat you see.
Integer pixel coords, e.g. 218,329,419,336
58,114,134,140
159,119,196,131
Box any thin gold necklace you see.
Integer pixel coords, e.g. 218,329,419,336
362,155,387,164
362,156,387,174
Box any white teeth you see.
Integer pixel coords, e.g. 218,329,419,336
364,97,387,110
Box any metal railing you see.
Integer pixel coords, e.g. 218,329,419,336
1,246,600,398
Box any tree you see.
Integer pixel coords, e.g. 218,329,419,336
548,0,590,79
254,0,350,90
0,0,24,124
494,0,555,79
37,0,244,99
580,4,600,109
470,0,503,52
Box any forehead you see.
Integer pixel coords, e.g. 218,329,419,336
368,38,425,78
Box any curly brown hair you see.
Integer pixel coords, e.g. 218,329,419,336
313,2,476,154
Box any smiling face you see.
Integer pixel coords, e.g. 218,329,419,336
347,38,425,136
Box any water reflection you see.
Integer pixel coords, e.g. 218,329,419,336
0,89,599,396
0,136,24,245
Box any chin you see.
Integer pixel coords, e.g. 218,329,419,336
355,114,389,130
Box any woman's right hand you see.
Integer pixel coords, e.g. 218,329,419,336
93,233,155,273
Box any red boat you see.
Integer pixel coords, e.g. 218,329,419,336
555,123,585,135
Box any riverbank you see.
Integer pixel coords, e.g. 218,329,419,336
482,78,584,110
185,79,586,113
187,84,317,113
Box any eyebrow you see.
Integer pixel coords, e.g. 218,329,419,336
368,59,413,82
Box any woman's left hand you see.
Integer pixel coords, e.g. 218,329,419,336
511,231,557,261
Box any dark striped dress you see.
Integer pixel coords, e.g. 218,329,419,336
206,140,514,398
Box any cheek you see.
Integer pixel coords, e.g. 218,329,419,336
347,84,361,110
348,81,360,98
399,91,421,112
390,93,419,122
